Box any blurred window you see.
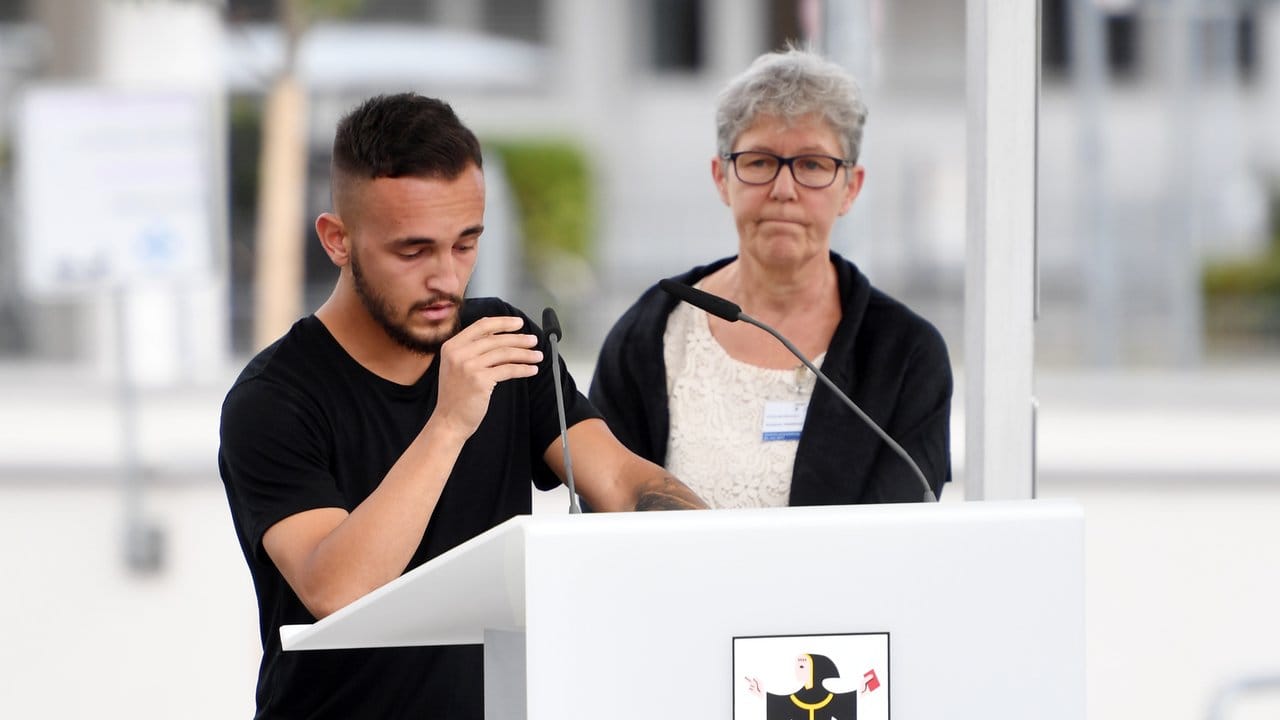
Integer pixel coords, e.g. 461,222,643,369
1042,1,1256,84
1039,0,1144,80
649,0,704,72
1201,10,1257,84
1039,0,1141,81
1105,11,1139,79
1039,0,1141,80
0,0,25,22
766,0,804,51
482,0,545,44
1237,11,1255,82
1042,0,1069,76
224,0,273,23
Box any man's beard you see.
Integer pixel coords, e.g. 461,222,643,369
350,250,462,355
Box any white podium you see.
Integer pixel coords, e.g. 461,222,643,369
282,500,1084,719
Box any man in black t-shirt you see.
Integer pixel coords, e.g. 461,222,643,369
218,93,707,719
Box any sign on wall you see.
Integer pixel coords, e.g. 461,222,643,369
16,87,213,296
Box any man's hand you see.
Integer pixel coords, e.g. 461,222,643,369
433,316,542,440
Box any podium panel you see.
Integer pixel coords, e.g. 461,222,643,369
282,500,1084,719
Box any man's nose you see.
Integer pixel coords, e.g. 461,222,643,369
425,253,462,295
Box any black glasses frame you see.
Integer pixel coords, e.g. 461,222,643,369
723,151,854,189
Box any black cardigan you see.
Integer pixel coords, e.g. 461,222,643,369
589,252,952,504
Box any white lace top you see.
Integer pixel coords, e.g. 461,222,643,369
663,299,825,509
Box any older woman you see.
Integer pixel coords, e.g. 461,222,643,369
589,48,952,507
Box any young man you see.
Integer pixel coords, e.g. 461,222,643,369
219,93,706,719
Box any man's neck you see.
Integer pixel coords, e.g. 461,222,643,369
315,290,435,386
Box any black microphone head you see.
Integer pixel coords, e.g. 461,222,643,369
541,307,562,341
658,278,742,322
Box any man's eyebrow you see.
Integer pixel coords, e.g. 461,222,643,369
391,237,437,248
390,225,483,248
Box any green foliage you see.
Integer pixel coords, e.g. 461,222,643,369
1205,182,1280,298
1203,227,1280,297
1203,252,1280,297
489,140,595,266
303,0,364,22
1202,220,1280,346
227,97,264,224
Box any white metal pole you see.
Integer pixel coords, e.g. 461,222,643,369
964,0,1039,500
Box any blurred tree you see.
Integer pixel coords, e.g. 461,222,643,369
1202,189,1280,352
490,140,594,271
251,0,362,351
489,139,596,323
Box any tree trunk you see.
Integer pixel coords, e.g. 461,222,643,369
251,0,309,350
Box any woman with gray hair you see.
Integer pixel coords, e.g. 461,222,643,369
590,48,952,507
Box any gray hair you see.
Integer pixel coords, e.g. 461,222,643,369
715,48,868,162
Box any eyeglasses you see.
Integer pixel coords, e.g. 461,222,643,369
723,151,853,189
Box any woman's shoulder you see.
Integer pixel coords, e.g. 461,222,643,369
829,254,948,357
860,285,950,364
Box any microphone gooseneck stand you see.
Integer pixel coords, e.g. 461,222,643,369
541,307,581,513
658,279,937,503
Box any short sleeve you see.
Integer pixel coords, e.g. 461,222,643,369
219,377,346,558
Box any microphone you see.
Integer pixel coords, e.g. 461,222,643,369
658,278,742,322
657,278,937,503
541,307,581,513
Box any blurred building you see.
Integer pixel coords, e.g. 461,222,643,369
0,0,1277,369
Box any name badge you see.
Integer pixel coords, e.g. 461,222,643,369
762,400,807,441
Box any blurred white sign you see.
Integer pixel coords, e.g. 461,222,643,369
16,87,212,296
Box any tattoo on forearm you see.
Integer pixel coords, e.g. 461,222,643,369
635,475,706,511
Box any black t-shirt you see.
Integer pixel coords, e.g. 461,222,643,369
219,299,598,719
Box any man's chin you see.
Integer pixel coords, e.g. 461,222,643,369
393,316,461,355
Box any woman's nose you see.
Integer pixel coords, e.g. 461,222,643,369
769,162,800,199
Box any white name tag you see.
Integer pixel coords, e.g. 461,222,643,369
762,400,807,441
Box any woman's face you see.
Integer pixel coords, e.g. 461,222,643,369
712,112,864,273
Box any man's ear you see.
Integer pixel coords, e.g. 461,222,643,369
316,212,350,267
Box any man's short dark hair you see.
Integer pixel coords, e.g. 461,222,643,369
332,93,483,182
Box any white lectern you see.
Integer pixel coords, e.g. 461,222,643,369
282,500,1084,719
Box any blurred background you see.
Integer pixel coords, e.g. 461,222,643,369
0,0,1278,717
